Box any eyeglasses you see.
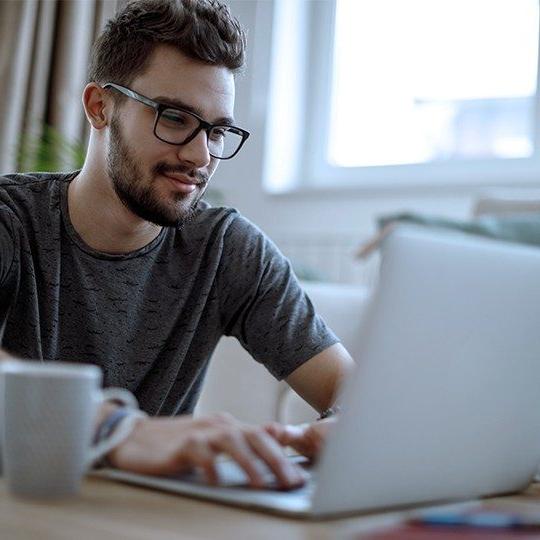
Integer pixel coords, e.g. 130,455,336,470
102,82,250,160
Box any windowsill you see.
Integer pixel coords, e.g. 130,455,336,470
264,176,540,199
263,155,540,199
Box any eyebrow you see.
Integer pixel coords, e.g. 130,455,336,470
153,95,236,126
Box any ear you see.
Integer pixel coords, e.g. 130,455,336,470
82,83,113,130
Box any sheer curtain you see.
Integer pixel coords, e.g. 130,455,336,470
0,0,124,173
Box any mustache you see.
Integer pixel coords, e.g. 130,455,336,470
153,163,209,185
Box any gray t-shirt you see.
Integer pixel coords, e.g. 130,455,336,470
0,172,338,415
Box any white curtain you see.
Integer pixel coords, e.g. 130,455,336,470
0,0,123,173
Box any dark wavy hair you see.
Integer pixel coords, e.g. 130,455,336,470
88,0,246,87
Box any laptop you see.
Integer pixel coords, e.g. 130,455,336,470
94,226,540,518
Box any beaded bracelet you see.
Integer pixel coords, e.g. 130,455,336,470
318,405,342,420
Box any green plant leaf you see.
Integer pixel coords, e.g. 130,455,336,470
17,124,86,172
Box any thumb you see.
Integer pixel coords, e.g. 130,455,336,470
263,422,309,446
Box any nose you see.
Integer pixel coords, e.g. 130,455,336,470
175,129,211,169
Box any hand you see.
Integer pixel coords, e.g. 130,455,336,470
107,412,305,489
263,417,337,459
0,347,19,361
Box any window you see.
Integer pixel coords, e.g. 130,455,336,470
329,0,538,167
263,0,540,193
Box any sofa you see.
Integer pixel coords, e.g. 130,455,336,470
195,281,372,425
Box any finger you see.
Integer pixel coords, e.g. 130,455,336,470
263,422,286,442
296,424,327,458
272,424,308,447
244,429,305,489
270,424,322,458
305,420,336,456
209,430,267,488
179,435,220,485
201,459,219,485
263,422,305,447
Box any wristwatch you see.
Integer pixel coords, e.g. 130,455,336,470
318,405,342,420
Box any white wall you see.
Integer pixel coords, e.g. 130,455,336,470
211,1,485,283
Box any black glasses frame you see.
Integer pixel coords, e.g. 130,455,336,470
102,82,250,160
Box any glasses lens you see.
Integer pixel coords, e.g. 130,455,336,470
156,108,244,159
156,108,199,144
207,127,244,159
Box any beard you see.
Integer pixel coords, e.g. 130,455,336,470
106,114,208,228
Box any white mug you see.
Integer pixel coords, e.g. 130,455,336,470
0,359,20,476
1,360,137,498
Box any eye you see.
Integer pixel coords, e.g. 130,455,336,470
160,109,191,128
209,127,228,141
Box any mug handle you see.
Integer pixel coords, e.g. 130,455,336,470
85,387,143,469
100,387,139,409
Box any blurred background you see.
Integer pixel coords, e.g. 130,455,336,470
1,0,539,285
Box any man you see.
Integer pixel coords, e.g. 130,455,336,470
0,0,354,488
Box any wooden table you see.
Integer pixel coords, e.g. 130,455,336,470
1,477,540,540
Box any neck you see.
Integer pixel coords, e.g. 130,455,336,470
68,162,162,254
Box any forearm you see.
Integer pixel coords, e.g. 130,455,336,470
285,343,355,413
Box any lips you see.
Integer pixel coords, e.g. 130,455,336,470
162,172,198,185
160,173,199,194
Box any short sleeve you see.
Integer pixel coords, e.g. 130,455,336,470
0,205,17,343
0,205,16,287
217,215,339,380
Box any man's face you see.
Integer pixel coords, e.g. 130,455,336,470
105,45,236,227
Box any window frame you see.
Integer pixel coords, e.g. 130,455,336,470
263,0,540,194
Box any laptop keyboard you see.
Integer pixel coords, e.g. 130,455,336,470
167,455,314,492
